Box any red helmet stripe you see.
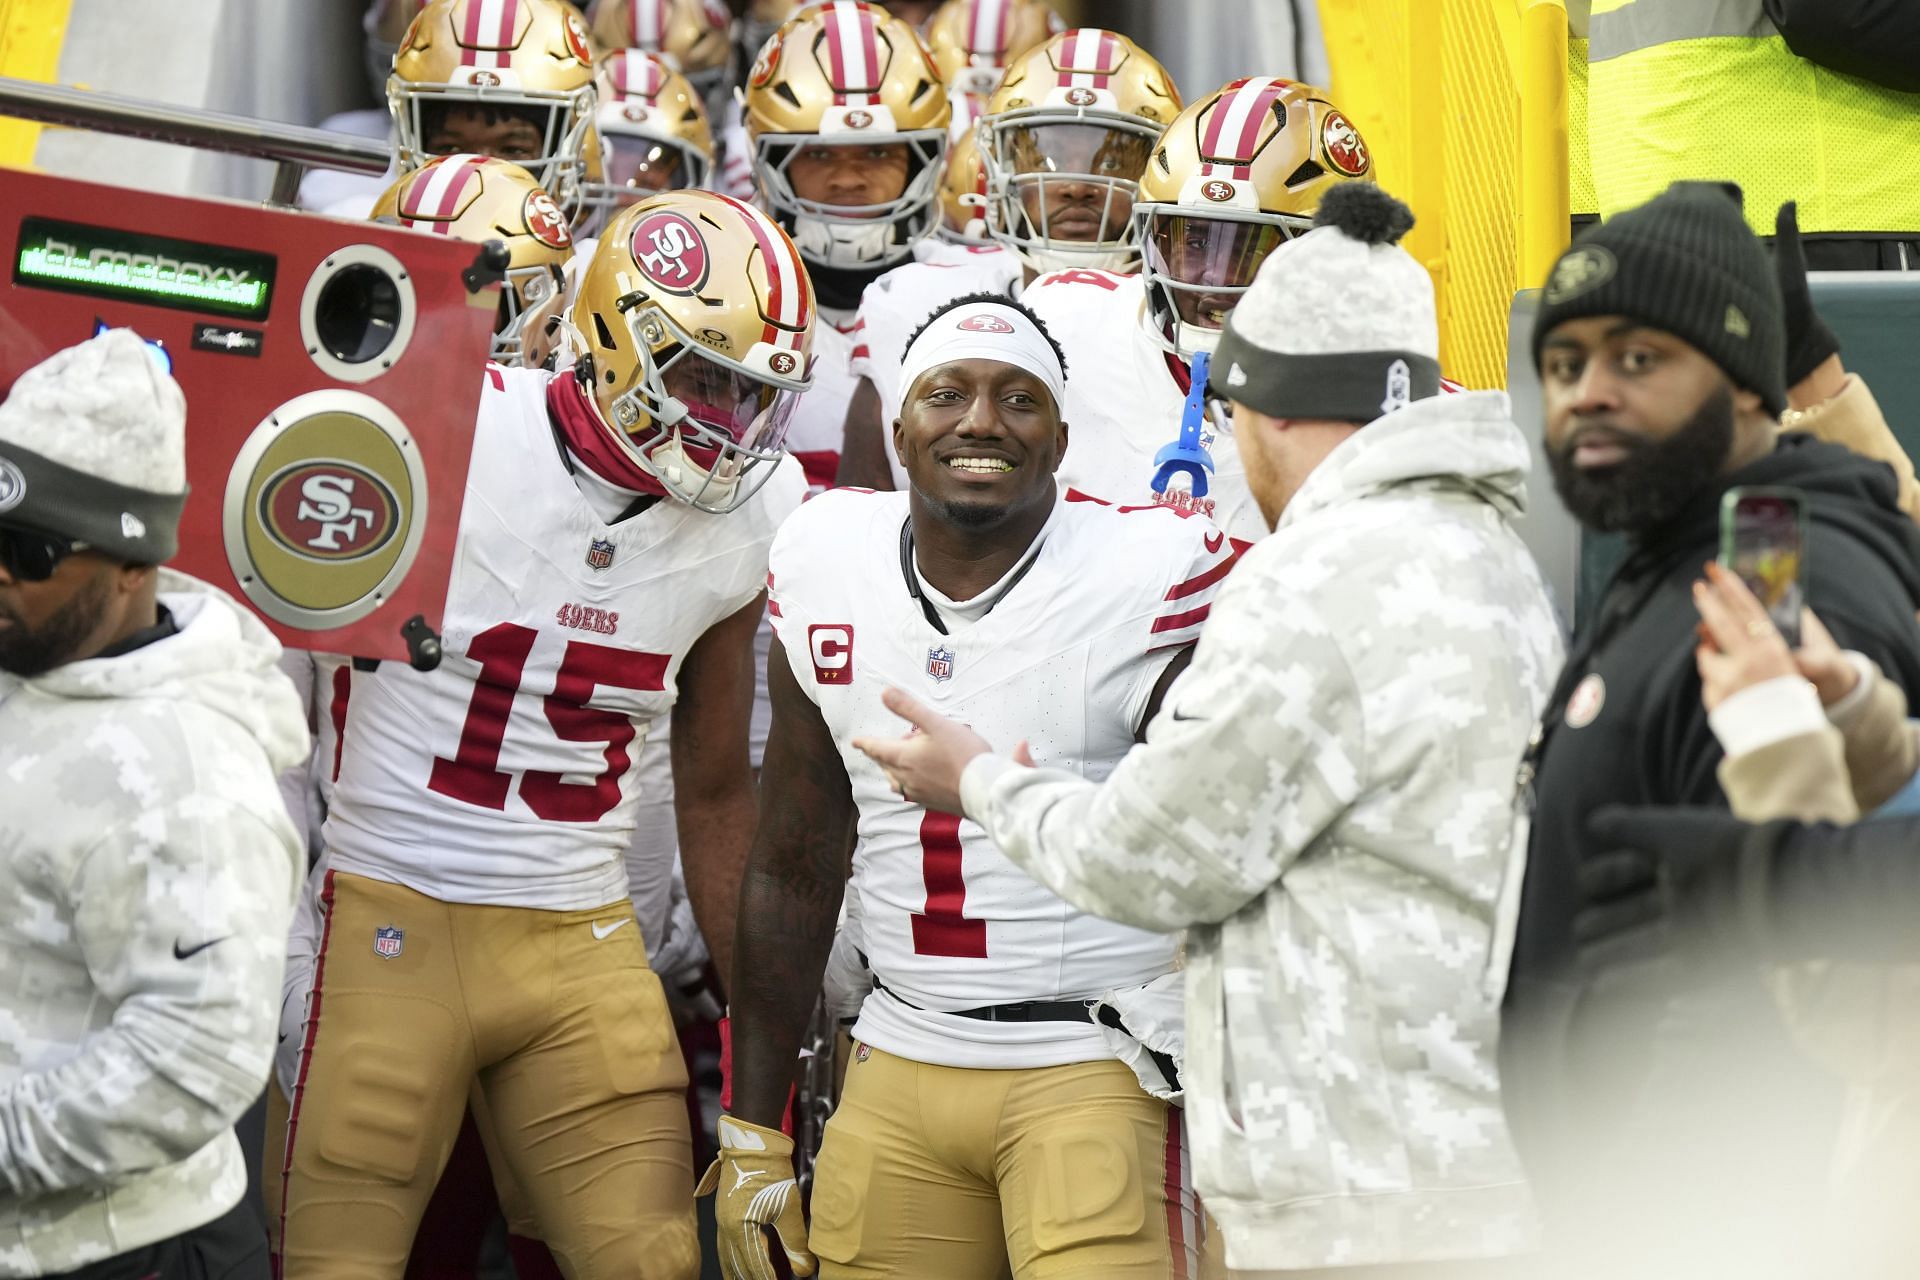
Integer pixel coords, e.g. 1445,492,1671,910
629,0,667,49
712,193,813,344
1203,76,1287,165
401,154,484,230
969,0,1010,57
1093,30,1117,87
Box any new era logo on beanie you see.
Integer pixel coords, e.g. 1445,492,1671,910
1531,182,1787,416
1208,183,1443,424
0,328,190,565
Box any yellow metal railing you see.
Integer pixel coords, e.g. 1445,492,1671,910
1320,0,1571,388
0,0,73,168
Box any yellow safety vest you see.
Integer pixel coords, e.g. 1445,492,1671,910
1587,0,1920,236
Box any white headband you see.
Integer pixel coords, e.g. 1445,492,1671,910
897,301,1066,412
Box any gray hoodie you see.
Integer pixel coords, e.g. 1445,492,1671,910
962,392,1563,1269
0,572,306,1275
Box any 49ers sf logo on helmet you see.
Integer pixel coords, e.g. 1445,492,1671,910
630,210,711,295
1322,110,1370,177
523,189,573,250
260,462,401,562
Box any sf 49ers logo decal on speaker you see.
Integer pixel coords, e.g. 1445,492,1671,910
260,462,400,561
630,211,710,295
1322,110,1370,177
523,190,573,250
224,390,429,630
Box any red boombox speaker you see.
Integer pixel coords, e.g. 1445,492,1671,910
0,166,500,665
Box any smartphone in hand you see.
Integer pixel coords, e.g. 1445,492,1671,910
1719,486,1808,648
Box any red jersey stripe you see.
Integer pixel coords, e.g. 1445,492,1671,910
1150,603,1211,635
1165,553,1236,601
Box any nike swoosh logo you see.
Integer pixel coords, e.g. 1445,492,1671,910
1170,709,1205,723
173,937,227,961
1204,532,1225,554
591,918,631,940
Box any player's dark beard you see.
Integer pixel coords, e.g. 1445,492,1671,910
0,572,112,677
1548,383,1736,534
931,495,1010,529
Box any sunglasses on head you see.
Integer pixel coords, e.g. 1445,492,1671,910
0,524,89,582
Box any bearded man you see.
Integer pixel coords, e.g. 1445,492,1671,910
1500,182,1920,1274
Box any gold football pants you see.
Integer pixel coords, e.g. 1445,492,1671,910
809,1043,1198,1279
276,871,696,1280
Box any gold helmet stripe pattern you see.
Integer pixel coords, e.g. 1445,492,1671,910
967,0,1013,57
822,1,885,105
1056,27,1122,87
398,153,490,227
711,191,815,358
628,0,668,45
1199,76,1291,177
458,0,524,68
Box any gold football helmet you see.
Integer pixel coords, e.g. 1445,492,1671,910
567,190,816,513
981,28,1181,274
938,119,991,244
585,50,715,218
743,1,951,271
371,154,575,367
587,0,733,104
1133,78,1374,357
925,0,1061,99
388,0,599,214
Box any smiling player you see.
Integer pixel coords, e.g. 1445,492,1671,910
705,294,1234,1279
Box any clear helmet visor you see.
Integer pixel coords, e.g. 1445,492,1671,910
607,315,802,512
1142,213,1289,334
986,117,1156,263
579,133,707,220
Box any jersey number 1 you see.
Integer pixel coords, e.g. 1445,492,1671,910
428,622,668,821
912,810,987,958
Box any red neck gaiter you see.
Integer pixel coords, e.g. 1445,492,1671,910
545,372,668,498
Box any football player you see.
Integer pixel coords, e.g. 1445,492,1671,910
581,49,716,221
836,28,1180,488
710,294,1233,1279
587,0,735,111
1021,77,1376,543
925,0,1062,102
383,0,602,218
273,190,814,1278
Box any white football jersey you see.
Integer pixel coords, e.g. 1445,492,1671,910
749,319,855,764
324,365,803,911
848,245,1022,487
768,489,1233,1069
1023,269,1269,546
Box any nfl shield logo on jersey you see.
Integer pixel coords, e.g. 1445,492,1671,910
926,645,955,683
585,538,616,571
373,925,404,959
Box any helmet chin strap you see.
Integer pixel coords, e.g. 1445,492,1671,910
791,216,897,268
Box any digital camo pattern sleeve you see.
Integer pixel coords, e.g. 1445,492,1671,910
0,797,302,1198
962,564,1361,933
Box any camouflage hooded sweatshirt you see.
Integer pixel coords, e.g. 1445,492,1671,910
0,572,306,1275
960,391,1564,1270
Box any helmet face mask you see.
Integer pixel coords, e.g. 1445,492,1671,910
388,0,600,215
979,29,1182,276
754,127,949,269
1135,207,1305,354
1131,77,1374,358
369,152,576,368
569,191,817,514
581,51,716,224
984,112,1158,271
743,2,953,273
603,306,802,512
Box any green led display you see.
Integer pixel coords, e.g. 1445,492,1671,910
13,216,277,319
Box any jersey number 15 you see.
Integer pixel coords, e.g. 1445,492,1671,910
428,622,668,822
